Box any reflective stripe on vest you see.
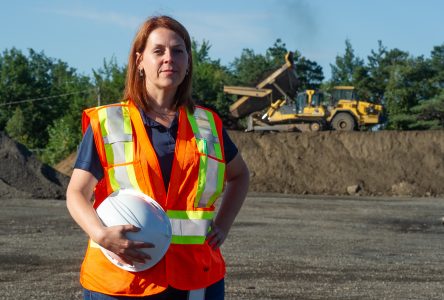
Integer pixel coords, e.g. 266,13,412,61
167,210,214,245
189,288,205,300
97,105,140,191
187,108,225,208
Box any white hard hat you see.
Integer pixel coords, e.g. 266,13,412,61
96,189,172,272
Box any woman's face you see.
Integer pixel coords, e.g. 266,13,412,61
137,27,189,95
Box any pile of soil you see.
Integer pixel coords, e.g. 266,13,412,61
229,130,444,197
0,132,69,199
53,130,444,198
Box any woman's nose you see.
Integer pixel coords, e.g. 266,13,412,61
163,49,174,63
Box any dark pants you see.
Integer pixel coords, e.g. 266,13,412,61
83,279,224,300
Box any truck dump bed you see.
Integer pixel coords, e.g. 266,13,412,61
228,52,298,118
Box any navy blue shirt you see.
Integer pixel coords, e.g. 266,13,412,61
75,110,238,192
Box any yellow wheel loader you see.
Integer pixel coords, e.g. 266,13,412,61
226,52,384,132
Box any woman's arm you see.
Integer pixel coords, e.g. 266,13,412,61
207,152,250,249
66,169,152,264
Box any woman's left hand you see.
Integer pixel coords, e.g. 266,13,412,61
206,221,228,250
206,153,250,250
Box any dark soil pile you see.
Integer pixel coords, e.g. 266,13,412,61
229,130,444,197
0,132,70,199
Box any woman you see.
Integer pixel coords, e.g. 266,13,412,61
66,15,249,299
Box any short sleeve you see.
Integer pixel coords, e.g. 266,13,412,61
222,128,238,164
74,125,104,181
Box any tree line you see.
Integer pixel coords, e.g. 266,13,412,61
0,39,443,165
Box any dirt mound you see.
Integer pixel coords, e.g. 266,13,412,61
0,132,70,199
229,130,444,197
54,130,444,197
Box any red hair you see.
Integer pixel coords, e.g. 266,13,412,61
123,15,194,112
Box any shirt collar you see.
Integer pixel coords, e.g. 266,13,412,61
139,108,179,128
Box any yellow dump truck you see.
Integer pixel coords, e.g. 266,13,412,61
226,52,384,131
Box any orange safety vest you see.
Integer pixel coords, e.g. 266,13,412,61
79,100,226,296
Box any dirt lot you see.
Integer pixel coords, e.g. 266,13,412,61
2,194,444,299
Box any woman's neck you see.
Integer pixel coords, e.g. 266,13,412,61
144,88,178,128
145,101,178,128
145,84,177,113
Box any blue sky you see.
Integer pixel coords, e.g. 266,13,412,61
1,0,443,79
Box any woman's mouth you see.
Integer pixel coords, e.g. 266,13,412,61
160,69,175,74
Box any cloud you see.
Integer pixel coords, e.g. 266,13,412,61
177,11,274,63
181,11,271,43
41,7,142,29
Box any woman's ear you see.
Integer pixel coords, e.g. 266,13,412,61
136,52,142,65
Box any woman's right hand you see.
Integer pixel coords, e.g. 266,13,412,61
95,224,155,265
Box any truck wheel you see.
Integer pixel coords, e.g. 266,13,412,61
331,113,356,131
309,122,322,132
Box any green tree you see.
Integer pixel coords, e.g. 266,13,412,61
231,48,274,86
0,48,93,151
233,39,323,91
5,107,28,145
366,44,411,104
293,51,324,90
191,40,234,120
42,116,81,165
0,48,34,129
266,39,288,67
384,56,436,129
92,57,127,105
365,41,389,102
265,39,325,88
430,44,444,89
410,90,444,129
330,39,364,85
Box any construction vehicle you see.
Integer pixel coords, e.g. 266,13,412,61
226,52,384,131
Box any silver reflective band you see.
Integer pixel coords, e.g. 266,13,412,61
188,288,205,300
197,157,219,207
113,165,133,189
170,218,212,237
103,133,132,144
110,141,126,165
194,108,220,158
106,106,125,135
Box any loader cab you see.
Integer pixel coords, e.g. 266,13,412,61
311,92,324,107
296,90,324,113
296,91,308,113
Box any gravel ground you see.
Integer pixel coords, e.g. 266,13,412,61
1,194,444,299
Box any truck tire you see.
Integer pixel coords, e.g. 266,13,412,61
331,113,356,131
309,122,322,132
